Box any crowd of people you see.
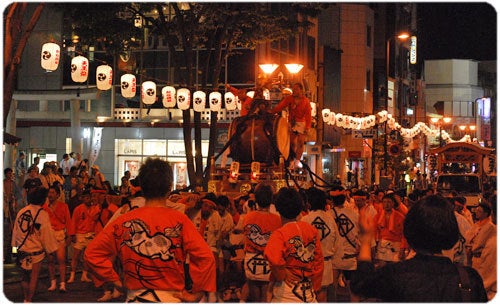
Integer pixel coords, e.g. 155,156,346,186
4,150,496,303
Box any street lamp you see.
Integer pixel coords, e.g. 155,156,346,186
430,116,452,147
459,124,477,140
259,63,304,85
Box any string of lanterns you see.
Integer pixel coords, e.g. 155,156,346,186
42,42,471,144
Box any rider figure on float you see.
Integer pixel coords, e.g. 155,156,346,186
271,82,312,169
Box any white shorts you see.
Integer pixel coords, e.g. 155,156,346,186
54,229,66,247
322,258,334,287
270,279,317,303
73,232,95,250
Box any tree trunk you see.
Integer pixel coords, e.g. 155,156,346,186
3,3,45,126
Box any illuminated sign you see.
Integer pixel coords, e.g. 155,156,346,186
410,36,417,64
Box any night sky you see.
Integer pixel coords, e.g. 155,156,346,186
417,2,497,61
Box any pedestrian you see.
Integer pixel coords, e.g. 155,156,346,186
271,82,312,170
43,185,72,292
351,194,487,302
4,167,21,263
264,187,323,303
466,201,497,300
90,165,106,190
240,183,282,302
84,157,216,302
15,151,27,188
11,187,59,303
373,193,407,266
23,166,43,205
302,187,339,302
329,186,360,300
67,188,100,284
60,153,73,177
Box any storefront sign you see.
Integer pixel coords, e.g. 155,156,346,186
348,151,362,158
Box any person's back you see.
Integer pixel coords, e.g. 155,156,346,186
84,157,216,302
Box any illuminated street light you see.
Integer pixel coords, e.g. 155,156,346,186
259,64,279,74
284,63,304,74
430,116,452,147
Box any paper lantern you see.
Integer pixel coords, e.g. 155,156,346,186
335,113,344,128
71,56,89,83
177,88,191,110
193,91,206,112
209,92,222,112
329,112,336,125
41,43,60,71
162,86,176,108
141,81,157,105
321,109,331,123
121,74,136,98
246,91,255,98
96,65,113,90
224,92,236,111
236,96,242,110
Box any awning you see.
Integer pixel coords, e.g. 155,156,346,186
3,132,21,145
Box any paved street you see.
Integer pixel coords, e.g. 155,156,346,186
3,262,125,303
3,261,351,303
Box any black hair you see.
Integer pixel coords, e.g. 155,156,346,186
49,185,61,195
254,183,274,208
216,195,231,209
478,202,492,217
382,193,398,208
403,194,459,254
352,190,369,198
330,194,346,207
306,187,327,211
275,187,303,220
27,187,49,205
4,168,13,175
138,158,173,199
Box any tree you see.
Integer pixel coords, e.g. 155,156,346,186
3,3,45,126
60,3,325,189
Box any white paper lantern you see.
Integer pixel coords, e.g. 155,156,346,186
246,91,255,98
335,113,344,128
329,111,336,125
96,65,113,90
236,96,242,110
121,74,136,98
141,81,157,105
209,92,222,112
193,91,206,112
41,42,61,71
321,109,330,123
177,88,191,110
224,92,236,111
162,86,176,108
71,56,89,83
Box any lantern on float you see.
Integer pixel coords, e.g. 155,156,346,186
96,65,113,90
41,43,61,71
193,91,206,112
71,56,89,83
321,109,331,123
224,92,236,111
162,86,176,108
310,102,317,117
177,88,191,110
141,81,156,105
209,92,222,112
121,74,136,98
